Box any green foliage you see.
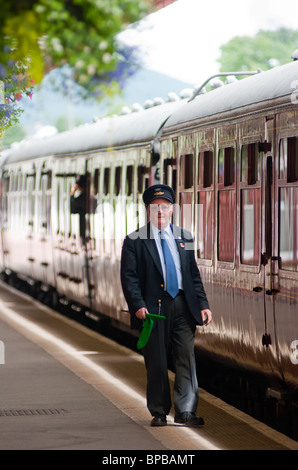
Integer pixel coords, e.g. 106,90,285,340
218,28,298,72
0,0,152,133
55,114,83,132
1,0,151,91
2,123,26,146
0,61,34,134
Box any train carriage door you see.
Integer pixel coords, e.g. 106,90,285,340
197,148,214,261
163,151,177,195
1,172,10,269
25,167,36,278
82,167,97,309
102,165,112,255
39,167,54,287
113,164,124,256
276,133,298,366
161,139,178,224
53,175,66,297
137,163,149,228
179,152,194,232
260,117,277,297
125,163,136,234
0,172,3,271
278,136,298,275
254,115,279,348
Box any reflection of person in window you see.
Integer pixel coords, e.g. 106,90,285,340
70,175,86,242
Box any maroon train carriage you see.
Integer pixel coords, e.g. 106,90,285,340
159,60,298,400
1,59,298,437
0,96,185,324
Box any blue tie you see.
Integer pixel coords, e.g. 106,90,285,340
160,230,179,298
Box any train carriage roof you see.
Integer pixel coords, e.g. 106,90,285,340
162,60,298,133
0,98,185,166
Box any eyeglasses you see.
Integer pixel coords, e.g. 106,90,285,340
149,203,172,213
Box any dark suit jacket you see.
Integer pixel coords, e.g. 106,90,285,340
120,223,209,330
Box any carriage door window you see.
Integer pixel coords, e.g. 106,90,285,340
114,166,123,255
197,150,213,259
137,165,149,227
163,154,177,196
179,153,194,232
2,174,9,228
125,165,136,234
217,147,235,262
26,171,36,232
103,167,112,254
40,170,52,235
240,143,261,265
278,137,298,271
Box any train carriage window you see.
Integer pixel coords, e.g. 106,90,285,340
137,165,148,194
198,150,213,188
197,150,214,259
103,167,110,195
218,147,235,186
2,174,9,227
278,137,298,271
218,147,236,263
179,154,194,232
279,187,298,271
218,190,235,262
279,137,298,182
240,188,261,265
93,168,99,195
114,166,122,196
197,191,213,259
40,170,52,234
180,154,193,189
25,170,36,230
126,165,133,195
163,158,169,185
241,143,260,184
240,144,261,265
163,157,177,195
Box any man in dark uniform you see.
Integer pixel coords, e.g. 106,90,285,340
120,184,212,427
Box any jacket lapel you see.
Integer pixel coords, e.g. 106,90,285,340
142,223,163,277
172,225,189,275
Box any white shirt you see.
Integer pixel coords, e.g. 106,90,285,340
151,223,183,290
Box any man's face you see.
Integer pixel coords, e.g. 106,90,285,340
147,198,173,230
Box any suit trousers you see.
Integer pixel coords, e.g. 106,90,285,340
142,291,198,416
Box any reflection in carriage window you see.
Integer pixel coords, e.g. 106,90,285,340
240,189,261,265
197,150,213,260
218,190,235,262
279,187,298,271
218,147,235,262
279,137,298,271
240,144,261,266
179,154,194,232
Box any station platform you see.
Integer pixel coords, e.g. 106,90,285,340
0,281,297,453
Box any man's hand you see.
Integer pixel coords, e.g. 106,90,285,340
201,309,212,326
135,307,149,320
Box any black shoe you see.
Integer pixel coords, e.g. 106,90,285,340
174,412,204,427
151,414,167,427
